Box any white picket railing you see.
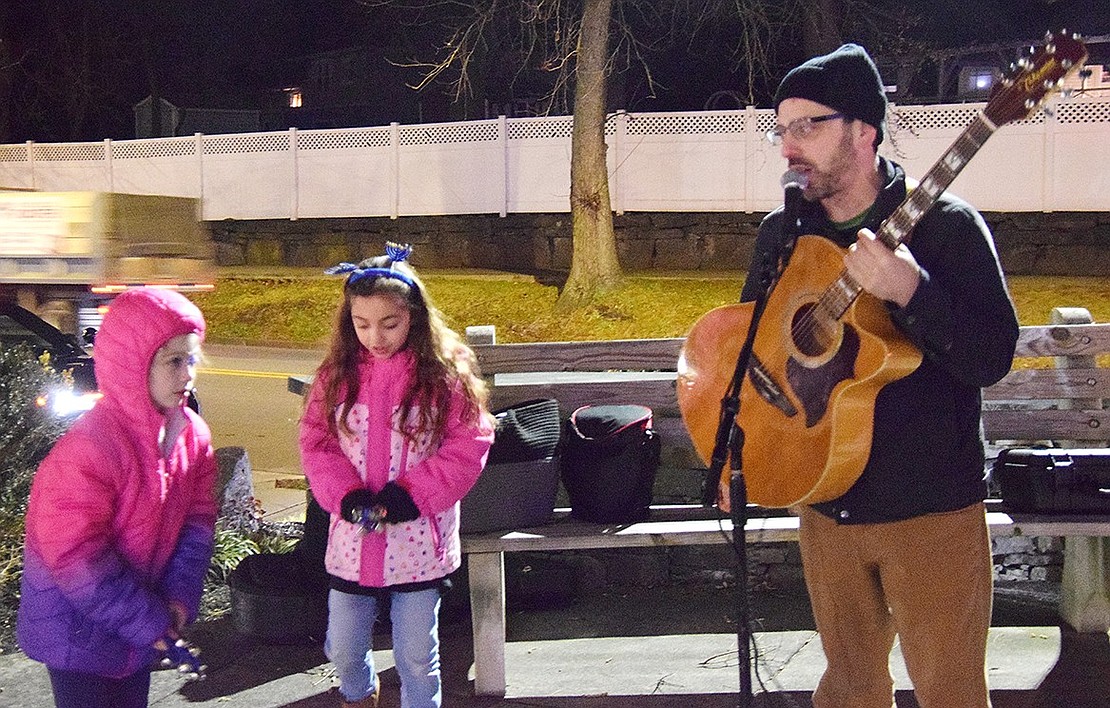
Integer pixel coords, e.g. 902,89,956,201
1,98,1107,220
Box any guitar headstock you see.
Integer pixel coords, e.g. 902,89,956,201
984,30,1088,127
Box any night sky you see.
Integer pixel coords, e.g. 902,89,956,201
0,0,1105,143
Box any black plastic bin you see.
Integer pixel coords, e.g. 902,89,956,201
227,493,330,643
560,404,661,523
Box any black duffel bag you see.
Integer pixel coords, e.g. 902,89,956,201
485,397,562,465
561,404,661,523
461,398,562,533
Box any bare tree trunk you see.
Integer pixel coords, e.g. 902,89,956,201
556,0,621,312
802,0,844,57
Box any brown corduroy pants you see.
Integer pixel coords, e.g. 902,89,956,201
797,502,994,708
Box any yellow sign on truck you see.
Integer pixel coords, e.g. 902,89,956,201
0,191,215,334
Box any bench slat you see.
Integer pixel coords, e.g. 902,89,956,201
490,370,1108,413
460,511,1110,554
474,338,685,374
1014,323,1110,359
984,367,1110,400
473,324,1109,375
983,408,1110,441
490,379,680,415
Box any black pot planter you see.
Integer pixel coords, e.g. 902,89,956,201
227,552,329,643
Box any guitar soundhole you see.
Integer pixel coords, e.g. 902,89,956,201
791,303,836,358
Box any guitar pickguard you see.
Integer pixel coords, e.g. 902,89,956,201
786,324,860,428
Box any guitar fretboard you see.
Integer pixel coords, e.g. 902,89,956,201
827,114,999,319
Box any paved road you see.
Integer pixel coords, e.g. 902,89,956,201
197,343,323,520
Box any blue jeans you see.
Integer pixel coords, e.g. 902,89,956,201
47,666,151,708
326,587,443,708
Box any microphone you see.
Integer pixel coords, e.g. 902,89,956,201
776,169,809,268
780,169,808,236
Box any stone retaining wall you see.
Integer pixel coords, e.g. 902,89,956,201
210,211,1110,277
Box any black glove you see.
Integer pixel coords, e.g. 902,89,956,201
375,482,420,524
340,488,376,524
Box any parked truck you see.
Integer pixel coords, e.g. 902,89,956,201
0,190,215,336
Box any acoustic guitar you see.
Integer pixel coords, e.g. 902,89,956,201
677,31,1088,509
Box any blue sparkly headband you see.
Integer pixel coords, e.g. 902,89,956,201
325,243,416,287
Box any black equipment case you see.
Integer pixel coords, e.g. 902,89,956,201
992,448,1110,514
561,404,661,523
461,398,562,533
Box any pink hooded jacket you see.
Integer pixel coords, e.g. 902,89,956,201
17,288,218,678
300,349,493,587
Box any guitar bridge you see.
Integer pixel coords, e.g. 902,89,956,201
748,357,798,418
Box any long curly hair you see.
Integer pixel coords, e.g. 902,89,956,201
312,253,488,445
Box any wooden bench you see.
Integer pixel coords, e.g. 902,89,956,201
458,307,1110,697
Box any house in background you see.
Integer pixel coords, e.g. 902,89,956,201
881,33,1110,104
133,96,261,138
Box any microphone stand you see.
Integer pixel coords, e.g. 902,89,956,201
704,181,803,706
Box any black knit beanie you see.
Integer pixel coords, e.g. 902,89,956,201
774,43,887,145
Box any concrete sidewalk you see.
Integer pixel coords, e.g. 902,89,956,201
5,450,1106,707
1,581,1107,707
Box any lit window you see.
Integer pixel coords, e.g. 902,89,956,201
965,69,994,94
285,88,303,108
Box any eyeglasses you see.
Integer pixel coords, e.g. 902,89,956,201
766,113,846,145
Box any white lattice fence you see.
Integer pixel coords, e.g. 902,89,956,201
1,100,1108,218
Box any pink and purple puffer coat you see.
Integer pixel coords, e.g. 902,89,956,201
17,288,218,678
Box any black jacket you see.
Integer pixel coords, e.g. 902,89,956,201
742,158,1019,523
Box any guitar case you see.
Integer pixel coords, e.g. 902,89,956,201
992,448,1110,514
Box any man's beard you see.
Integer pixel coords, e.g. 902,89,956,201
796,129,855,202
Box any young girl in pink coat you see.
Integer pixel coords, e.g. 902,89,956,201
18,287,217,708
300,243,494,708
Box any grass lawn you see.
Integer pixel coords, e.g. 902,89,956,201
193,269,1110,348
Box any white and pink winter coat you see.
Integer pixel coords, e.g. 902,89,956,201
299,349,493,587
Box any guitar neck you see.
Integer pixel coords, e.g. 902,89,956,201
875,114,998,250
829,113,999,316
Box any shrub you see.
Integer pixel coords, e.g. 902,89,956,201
0,345,76,649
0,345,73,509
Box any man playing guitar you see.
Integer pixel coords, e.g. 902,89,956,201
744,44,1020,707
